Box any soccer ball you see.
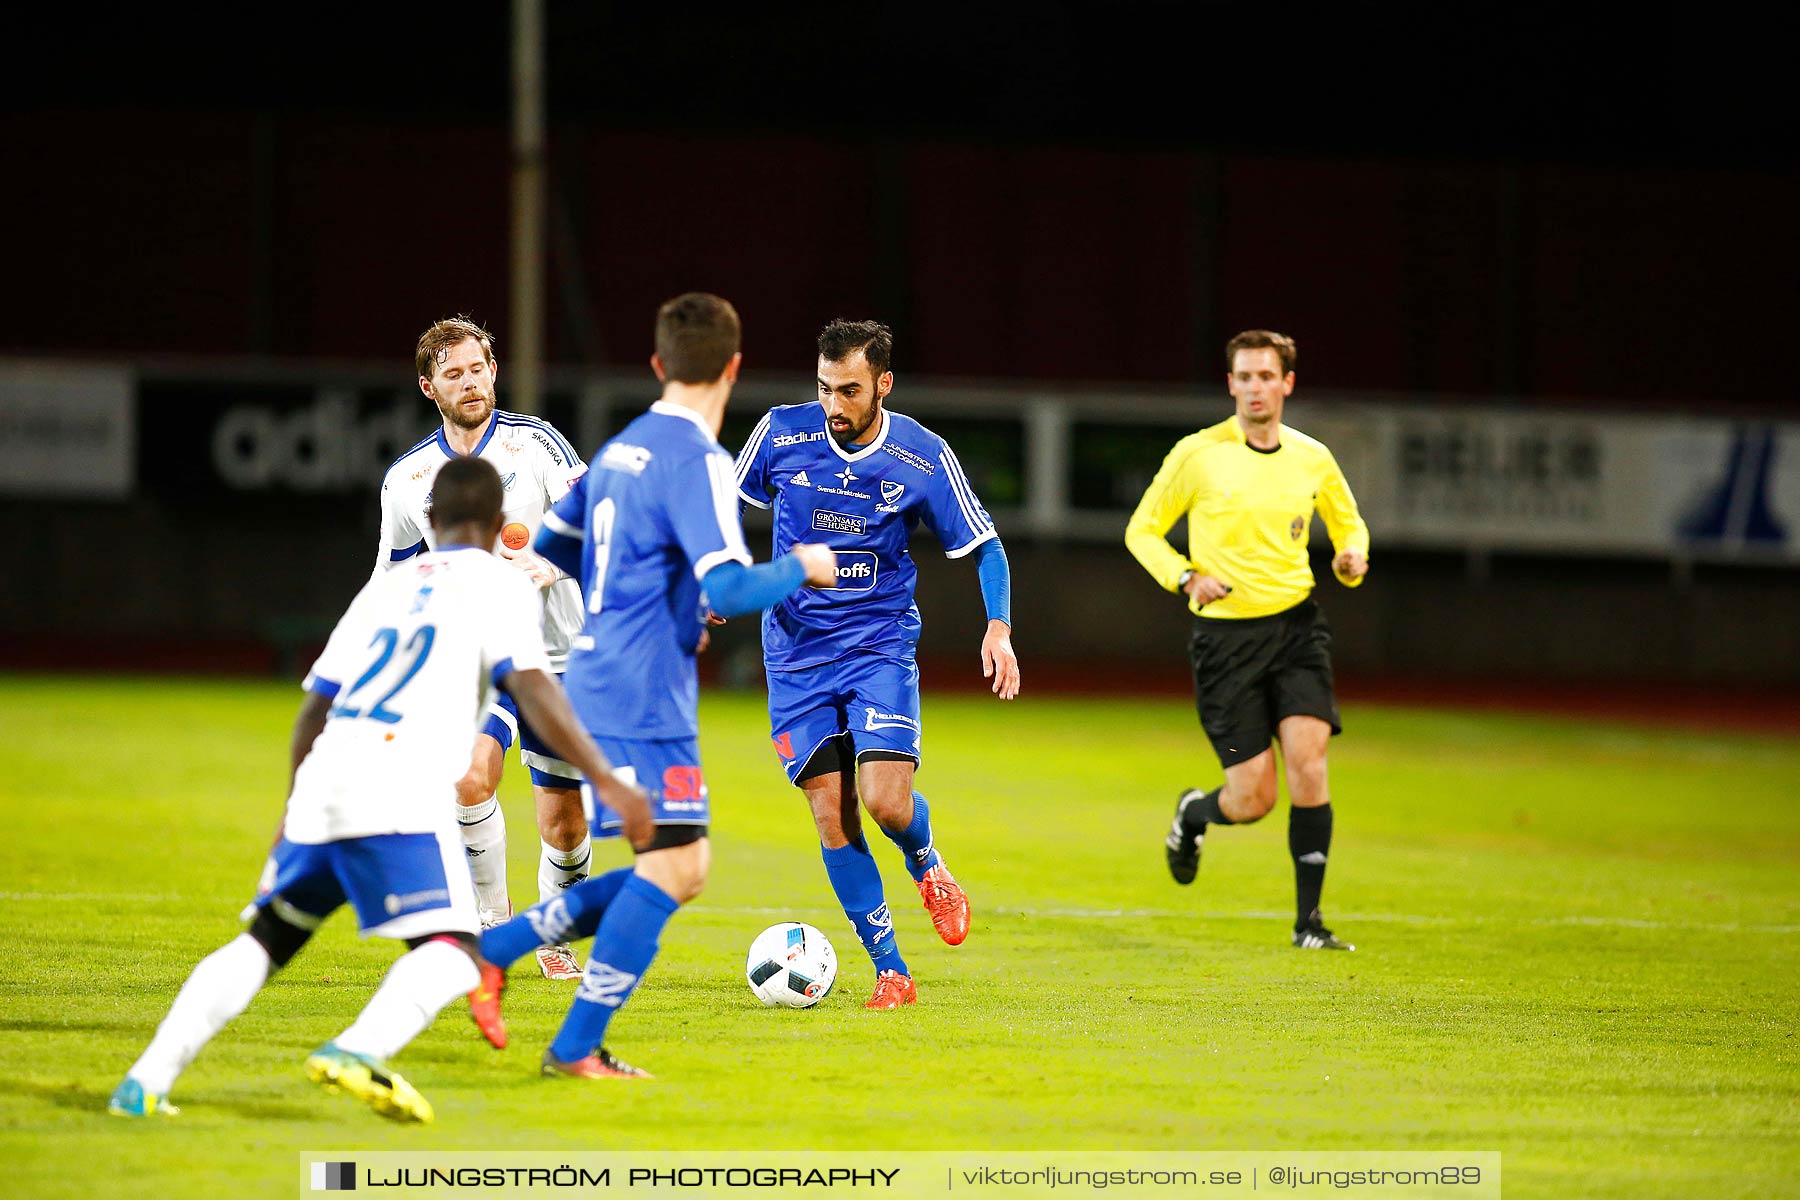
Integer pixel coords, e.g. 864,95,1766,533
745,922,837,1008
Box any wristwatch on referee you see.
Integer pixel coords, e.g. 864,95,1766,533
1177,569,1196,592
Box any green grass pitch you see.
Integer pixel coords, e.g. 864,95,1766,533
0,675,1795,1198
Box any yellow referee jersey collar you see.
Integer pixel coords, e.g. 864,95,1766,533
1229,415,1285,453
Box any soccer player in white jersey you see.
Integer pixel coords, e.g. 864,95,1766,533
376,316,592,979
109,457,650,1123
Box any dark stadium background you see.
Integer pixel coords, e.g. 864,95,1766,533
5,3,1796,716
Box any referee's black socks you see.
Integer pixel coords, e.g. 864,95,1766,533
1289,803,1333,930
1181,786,1234,834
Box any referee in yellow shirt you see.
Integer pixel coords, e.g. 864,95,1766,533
1125,330,1369,950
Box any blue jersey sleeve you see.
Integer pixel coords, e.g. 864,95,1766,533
973,536,1012,625
670,448,755,579
733,410,774,509
535,469,589,579
922,444,999,558
701,554,807,618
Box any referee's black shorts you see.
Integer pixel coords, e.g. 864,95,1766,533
1188,597,1341,768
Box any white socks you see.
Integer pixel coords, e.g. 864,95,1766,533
538,838,592,904
333,939,480,1062
457,795,510,922
127,933,271,1095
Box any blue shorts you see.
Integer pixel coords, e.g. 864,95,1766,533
766,654,922,785
248,831,478,940
584,736,709,839
482,685,583,790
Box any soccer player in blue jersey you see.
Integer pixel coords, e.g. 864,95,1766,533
468,293,836,1079
733,319,1020,1009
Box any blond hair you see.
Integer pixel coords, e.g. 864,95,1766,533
416,315,496,380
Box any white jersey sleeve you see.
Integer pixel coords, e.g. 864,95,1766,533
374,474,428,575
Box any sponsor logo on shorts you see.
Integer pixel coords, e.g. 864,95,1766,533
383,888,451,916
813,510,866,535
772,732,795,760
662,765,706,802
864,707,920,732
774,431,826,448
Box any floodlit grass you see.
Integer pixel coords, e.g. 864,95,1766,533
1,675,1795,1199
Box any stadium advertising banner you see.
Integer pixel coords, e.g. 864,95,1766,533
1297,407,1800,563
0,360,135,497
100,368,1800,563
133,377,584,500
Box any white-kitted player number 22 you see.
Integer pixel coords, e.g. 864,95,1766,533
329,624,437,724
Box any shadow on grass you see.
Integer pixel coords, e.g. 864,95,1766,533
15,1078,105,1115
16,1077,318,1124
0,1017,144,1035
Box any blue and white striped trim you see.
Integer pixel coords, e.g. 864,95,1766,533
944,526,999,559
733,411,774,508
482,701,519,746
303,673,342,698
496,412,583,467
695,452,755,580
939,445,995,547
386,430,440,474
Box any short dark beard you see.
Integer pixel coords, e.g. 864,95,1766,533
828,405,880,447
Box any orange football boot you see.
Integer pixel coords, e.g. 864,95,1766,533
864,969,918,1009
468,961,508,1049
917,862,970,945
541,1047,653,1079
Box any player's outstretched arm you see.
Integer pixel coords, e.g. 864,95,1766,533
970,538,1020,699
700,544,837,618
981,620,1020,700
505,667,653,849
532,517,584,579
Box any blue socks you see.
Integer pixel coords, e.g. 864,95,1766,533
480,866,633,969
821,838,907,975
878,791,942,882
549,874,680,1064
